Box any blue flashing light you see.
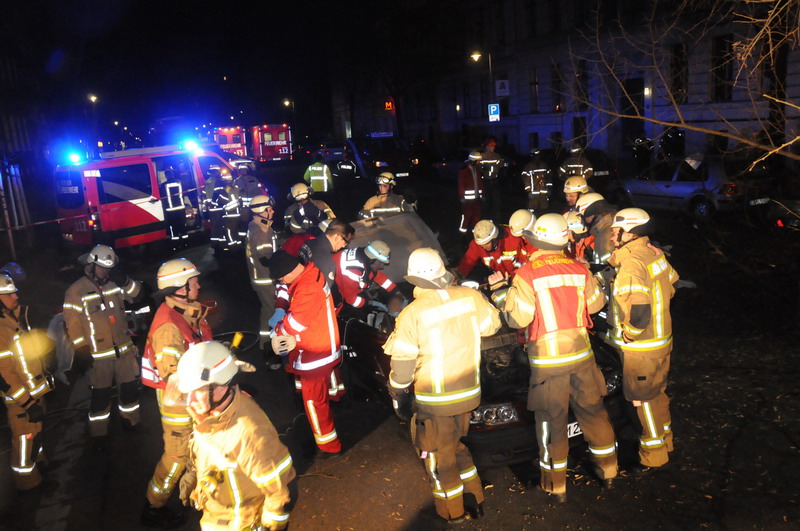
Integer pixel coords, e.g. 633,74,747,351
68,153,82,164
182,139,201,153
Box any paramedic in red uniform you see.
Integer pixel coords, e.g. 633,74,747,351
456,220,526,280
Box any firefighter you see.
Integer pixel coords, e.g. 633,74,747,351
234,165,268,236
246,195,282,370
508,209,538,261
0,271,55,491
479,138,504,222
564,209,595,263
269,251,345,456
488,214,617,502
334,240,399,311
174,341,295,530
575,193,617,267
203,166,227,249
359,172,413,219
63,245,141,449
140,258,213,528
161,168,189,245
283,183,335,234
608,208,680,474
303,153,333,193
558,144,593,181
563,176,591,210
457,152,484,234
521,149,551,213
633,131,653,172
384,248,501,522
221,174,243,249
298,218,355,293
456,220,526,280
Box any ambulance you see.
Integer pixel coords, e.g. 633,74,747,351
54,144,235,250
250,124,292,162
212,126,248,157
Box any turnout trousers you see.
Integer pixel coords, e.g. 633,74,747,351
622,348,672,467
295,370,345,453
414,412,483,520
7,400,45,490
146,387,193,507
529,363,618,495
252,283,276,350
88,350,141,437
459,200,482,234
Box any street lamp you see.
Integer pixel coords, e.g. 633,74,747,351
470,51,494,100
87,94,99,157
283,98,296,125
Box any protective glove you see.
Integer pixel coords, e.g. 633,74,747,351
108,268,131,287
268,308,287,330
179,465,197,507
271,335,297,357
25,401,44,423
387,385,413,422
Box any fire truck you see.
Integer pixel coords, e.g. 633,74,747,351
250,124,292,162
212,126,248,157
54,144,235,250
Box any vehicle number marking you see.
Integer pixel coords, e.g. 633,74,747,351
567,421,583,438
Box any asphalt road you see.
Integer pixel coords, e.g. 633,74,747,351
1,161,799,529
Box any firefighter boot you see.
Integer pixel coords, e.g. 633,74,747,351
141,501,185,529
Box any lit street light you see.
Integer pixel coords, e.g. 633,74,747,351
283,98,296,126
87,94,99,157
470,51,494,100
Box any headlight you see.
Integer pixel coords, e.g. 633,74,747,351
470,403,519,426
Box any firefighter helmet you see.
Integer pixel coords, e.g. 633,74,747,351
249,194,274,213
376,172,396,186
509,209,536,237
473,220,499,245
530,148,540,156
157,258,200,290
564,210,587,234
81,244,118,268
0,273,17,294
563,176,589,194
290,183,310,201
468,151,483,162
364,240,391,264
176,341,239,393
524,213,569,249
575,192,605,215
570,144,582,154
405,248,453,290
611,207,650,234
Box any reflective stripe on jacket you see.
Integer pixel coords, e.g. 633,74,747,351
0,305,52,406
334,248,397,308
359,193,412,219
458,164,484,201
303,163,333,192
456,226,526,278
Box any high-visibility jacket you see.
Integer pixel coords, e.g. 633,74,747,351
384,285,501,416
246,219,277,287
456,226,526,278
163,179,186,213
607,236,679,355
303,162,333,193
496,250,606,377
283,200,334,233
558,154,593,179
521,161,551,197
274,264,341,378
64,271,141,361
141,298,213,389
189,389,295,531
457,164,484,202
333,248,397,309
359,193,413,219
233,175,267,209
0,305,53,408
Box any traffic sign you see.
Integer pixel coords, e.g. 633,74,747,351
488,103,500,122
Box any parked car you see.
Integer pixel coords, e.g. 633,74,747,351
317,140,346,165
608,154,773,219
346,134,416,182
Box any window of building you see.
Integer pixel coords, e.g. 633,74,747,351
711,34,733,102
670,43,689,104
480,79,489,116
529,68,539,112
575,59,588,110
529,132,540,150
573,0,587,28
97,164,152,204
551,64,563,112
572,116,587,144
525,0,537,38
462,81,472,118
550,131,563,149
547,0,561,33
493,1,506,46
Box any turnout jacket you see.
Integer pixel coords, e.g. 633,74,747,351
495,250,606,378
274,264,341,378
0,305,52,407
457,226,526,278
607,236,679,356
64,270,141,360
384,285,501,416
588,211,615,266
359,193,413,219
246,219,277,287
283,200,334,234
521,161,551,196
189,389,295,531
333,248,397,308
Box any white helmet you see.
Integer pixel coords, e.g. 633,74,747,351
575,192,605,215
290,182,310,201
157,258,200,290
249,194,274,213
563,176,589,194
405,248,453,290
82,244,118,268
176,341,239,393
509,209,536,237
524,213,569,249
611,207,650,233
468,151,482,162
570,144,582,154
364,240,391,264
564,210,587,235
473,220,499,245
376,172,396,186
0,273,17,294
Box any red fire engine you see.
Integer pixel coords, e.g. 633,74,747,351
250,124,292,162
212,126,248,157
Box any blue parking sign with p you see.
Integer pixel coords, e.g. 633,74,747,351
488,103,500,122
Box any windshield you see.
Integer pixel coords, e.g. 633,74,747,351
55,170,85,210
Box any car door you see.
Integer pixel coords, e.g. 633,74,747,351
667,158,708,210
626,160,678,209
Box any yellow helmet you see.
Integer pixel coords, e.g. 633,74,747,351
508,209,536,237
525,213,569,249
563,210,587,234
473,220,499,245
564,176,588,194
468,151,483,161
290,183,310,201
157,258,200,290
376,172,396,186
249,194,274,213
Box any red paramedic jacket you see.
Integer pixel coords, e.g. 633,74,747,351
334,248,397,309
457,226,527,278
